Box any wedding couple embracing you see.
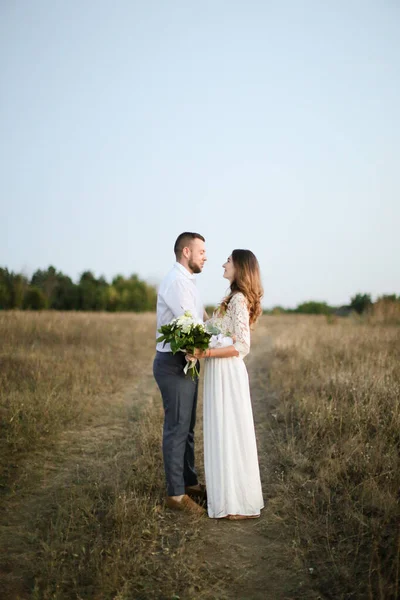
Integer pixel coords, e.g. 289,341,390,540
153,232,264,520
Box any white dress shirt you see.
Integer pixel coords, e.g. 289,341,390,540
156,262,204,352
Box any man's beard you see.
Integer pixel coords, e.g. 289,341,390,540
188,258,202,274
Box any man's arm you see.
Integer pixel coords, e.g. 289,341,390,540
163,279,198,319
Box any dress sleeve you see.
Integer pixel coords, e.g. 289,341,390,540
230,293,250,359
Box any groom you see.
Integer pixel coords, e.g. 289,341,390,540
153,232,208,515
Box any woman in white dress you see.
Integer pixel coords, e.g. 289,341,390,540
189,249,264,520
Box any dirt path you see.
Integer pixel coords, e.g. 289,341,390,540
1,325,320,599
192,323,320,600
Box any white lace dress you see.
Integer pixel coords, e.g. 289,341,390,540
203,292,264,518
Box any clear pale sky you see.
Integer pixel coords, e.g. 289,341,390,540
1,1,399,308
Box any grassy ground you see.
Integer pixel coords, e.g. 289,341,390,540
0,311,399,599
263,315,400,600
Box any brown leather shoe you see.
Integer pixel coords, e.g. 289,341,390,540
166,494,206,515
185,483,207,504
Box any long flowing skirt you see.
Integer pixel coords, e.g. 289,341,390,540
203,356,264,518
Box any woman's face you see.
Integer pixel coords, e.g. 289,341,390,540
222,255,235,283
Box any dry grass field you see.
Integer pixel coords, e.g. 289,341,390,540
0,311,399,599
264,315,400,599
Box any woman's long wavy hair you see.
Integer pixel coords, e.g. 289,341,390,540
220,249,263,326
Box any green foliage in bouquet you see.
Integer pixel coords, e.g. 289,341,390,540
157,312,212,355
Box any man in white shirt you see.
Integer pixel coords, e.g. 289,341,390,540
153,232,208,515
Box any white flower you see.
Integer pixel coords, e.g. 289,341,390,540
176,315,195,333
181,321,193,334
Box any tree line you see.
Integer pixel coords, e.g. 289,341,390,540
0,266,157,312
265,293,400,316
1,267,398,315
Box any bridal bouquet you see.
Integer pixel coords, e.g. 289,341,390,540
157,311,212,379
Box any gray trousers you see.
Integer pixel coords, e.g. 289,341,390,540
153,351,199,496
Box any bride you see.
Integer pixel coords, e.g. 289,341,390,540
189,249,264,520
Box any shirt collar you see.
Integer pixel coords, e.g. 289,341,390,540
174,261,196,281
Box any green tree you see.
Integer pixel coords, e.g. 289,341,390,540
105,285,119,312
11,274,28,309
295,301,332,315
350,293,372,315
0,268,12,309
31,266,79,310
51,276,79,310
111,274,157,312
31,266,59,301
78,271,98,311
23,287,47,310
78,271,108,311
1,266,157,312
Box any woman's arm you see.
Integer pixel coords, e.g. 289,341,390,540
188,333,238,359
231,293,251,358
189,345,239,359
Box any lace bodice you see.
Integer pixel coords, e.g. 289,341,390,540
208,292,250,359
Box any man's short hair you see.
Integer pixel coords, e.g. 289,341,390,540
174,232,205,258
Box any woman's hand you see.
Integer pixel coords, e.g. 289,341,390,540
186,348,206,360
